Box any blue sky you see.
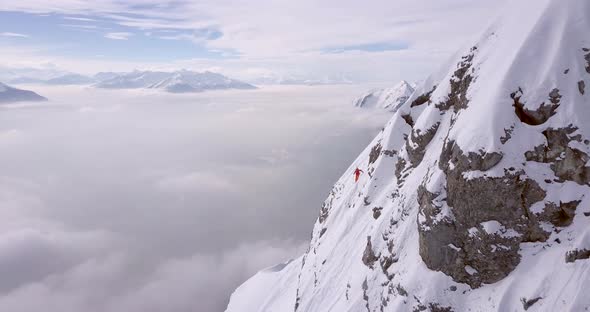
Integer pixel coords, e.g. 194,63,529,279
0,1,506,83
0,11,232,62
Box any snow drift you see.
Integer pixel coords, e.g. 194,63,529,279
226,0,590,311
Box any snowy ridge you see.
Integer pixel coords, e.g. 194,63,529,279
353,81,415,111
94,70,256,92
226,1,590,311
0,82,47,103
147,70,256,93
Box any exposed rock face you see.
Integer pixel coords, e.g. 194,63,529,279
406,123,440,167
521,297,543,310
369,143,382,165
539,201,581,227
362,237,378,268
525,126,590,185
565,249,590,263
584,49,590,73
436,50,476,112
418,141,549,287
511,88,561,125
410,86,436,107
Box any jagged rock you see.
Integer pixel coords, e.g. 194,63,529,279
584,49,590,73
419,141,548,288
362,236,379,268
406,123,440,167
538,201,581,227
525,126,590,185
521,297,542,310
402,114,414,127
579,80,586,94
372,207,383,219
395,158,408,184
429,303,454,312
369,143,383,165
511,88,561,125
411,86,436,107
500,126,514,144
565,249,590,263
436,49,476,112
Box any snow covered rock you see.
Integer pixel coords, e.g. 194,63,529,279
94,70,255,92
353,81,415,111
226,0,590,311
0,82,47,103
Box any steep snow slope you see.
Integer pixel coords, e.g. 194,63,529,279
0,82,47,103
353,81,415,111
226,0,590,311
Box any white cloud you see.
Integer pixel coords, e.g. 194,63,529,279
0,0,509,82
0,85,390,311
104,32,133,40
156,171,237,193
62,16,97,22
0,32,29,38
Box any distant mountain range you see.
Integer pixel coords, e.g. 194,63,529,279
3,69,257,93
250,75,353,86
0,82,47,104
95,70,256,93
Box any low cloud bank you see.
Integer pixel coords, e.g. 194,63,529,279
0,85,390,311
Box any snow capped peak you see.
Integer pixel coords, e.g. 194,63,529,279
227,0,590,311
0,82,47,103
353,80,415,111
95,70,255,93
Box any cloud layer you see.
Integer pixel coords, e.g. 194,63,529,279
0,0,507,82
0,84,390,311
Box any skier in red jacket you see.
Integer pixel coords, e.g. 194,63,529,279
354,168,363,182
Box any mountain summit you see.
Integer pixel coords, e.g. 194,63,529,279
226,0,590,311
94,70,255,93
353,81,415,111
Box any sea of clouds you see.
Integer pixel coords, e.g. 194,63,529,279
0,84,390,311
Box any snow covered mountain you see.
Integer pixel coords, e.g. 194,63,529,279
250,75,353,86
353,81,415,111
226,0,590,311
94,70,172,89
94,70,256,92
44,74,95,85
0,82,47,103
148,70,256,93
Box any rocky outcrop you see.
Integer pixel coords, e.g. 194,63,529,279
436,49,476,112
584,48,590,73
418,141,550,287
565,249,590,263
525,126,590,185
406,123,440,167
511,88,561,125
